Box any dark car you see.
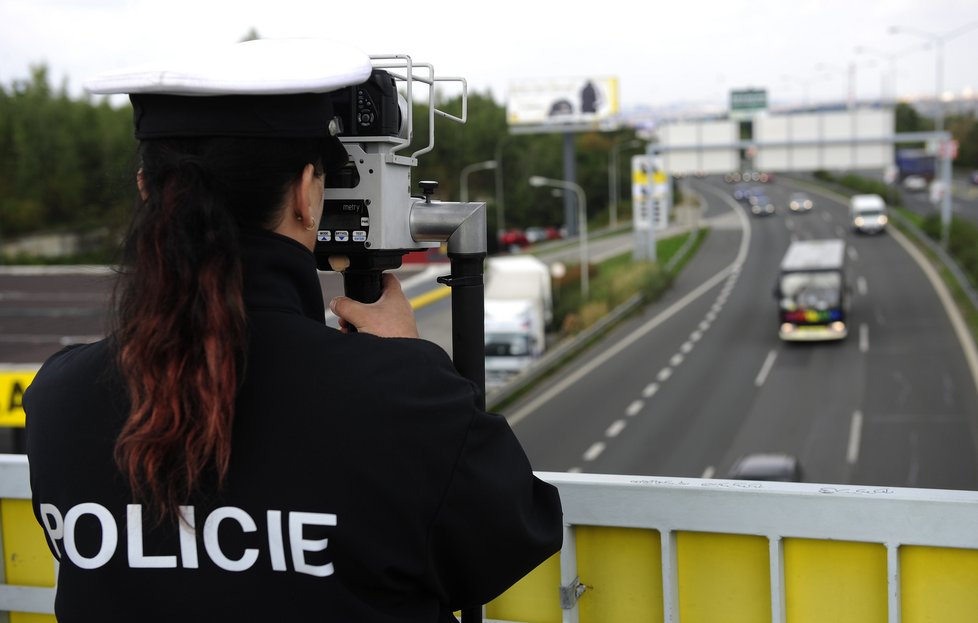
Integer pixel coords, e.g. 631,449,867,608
748,192,776,216
726,453,803,482
732,183,753,201
499,229,528,250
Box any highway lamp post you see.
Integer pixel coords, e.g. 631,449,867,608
815,61,858,110
853,43,928,106
779,74,814,109
890,21,978,250
889,22,978,135
853,46,895,105
493,135,510,240
608,138,643,229
529,176,589,300
459,159,497,203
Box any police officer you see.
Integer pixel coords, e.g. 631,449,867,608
24,39,562,622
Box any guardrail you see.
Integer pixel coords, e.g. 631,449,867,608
3,454,976,622
488,472,978,623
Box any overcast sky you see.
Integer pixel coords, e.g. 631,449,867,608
2,0,976,112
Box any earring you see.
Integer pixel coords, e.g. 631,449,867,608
305,217,316,231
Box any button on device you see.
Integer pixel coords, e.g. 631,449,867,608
335,230,349,242
360,217,369,227
317,231,332,242
352,230,367,242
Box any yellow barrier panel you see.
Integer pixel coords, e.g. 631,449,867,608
0,370,36,428
902,545,978,623
677,532,771,623
784,538,886,623
576,526,663,623
486,552,561,623
1,499,56,622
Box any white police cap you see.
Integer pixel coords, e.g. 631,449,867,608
84,38,373,140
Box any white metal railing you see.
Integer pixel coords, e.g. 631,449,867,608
0,454,56,615
536,471,978,623
4,456,978,621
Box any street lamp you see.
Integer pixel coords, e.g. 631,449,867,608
529,176,589,300
854,43,927,105
459,160,497,203
780,74,814,108
815,61,858,109
608,138,643,229
493,136,510,238
890,21,978,134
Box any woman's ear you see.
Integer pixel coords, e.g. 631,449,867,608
291,163,317,229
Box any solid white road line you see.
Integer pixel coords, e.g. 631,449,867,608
847,410,864,465
504,186,752,427
860,323,869,353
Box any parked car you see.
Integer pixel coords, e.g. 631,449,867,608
726,453,803,482
499,229,529,250
524,227,549,244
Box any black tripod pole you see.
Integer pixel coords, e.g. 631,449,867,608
409,192,487,623
438,253,487,409
438,253,486,623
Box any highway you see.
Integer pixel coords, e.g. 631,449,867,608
506,176,978,491
3,177,978,492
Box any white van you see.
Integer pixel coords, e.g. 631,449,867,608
850,194,888,234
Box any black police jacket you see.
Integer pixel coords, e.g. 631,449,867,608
25,229,562,622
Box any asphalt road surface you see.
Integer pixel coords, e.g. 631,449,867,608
504,176,978,491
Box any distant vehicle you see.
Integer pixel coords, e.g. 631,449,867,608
902,175,927,192
524,226,563,244
775,239,849,341
726,453,803,482
484,256,554,388
895,148,936,183
749,192,776,216
850,194,888,235
732,183,753,201
499,229,529,250
524,227,549,244
788,192,814,213
725,171,772,184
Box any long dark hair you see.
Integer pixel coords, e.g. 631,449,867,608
112,136,327,519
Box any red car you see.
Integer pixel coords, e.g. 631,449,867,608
499,229,529,249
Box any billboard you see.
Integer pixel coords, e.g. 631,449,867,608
730,88,768,120
507,77,619,128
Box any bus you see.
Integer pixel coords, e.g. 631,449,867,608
774,239,848,341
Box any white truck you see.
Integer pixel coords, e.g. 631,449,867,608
483,255,554,388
